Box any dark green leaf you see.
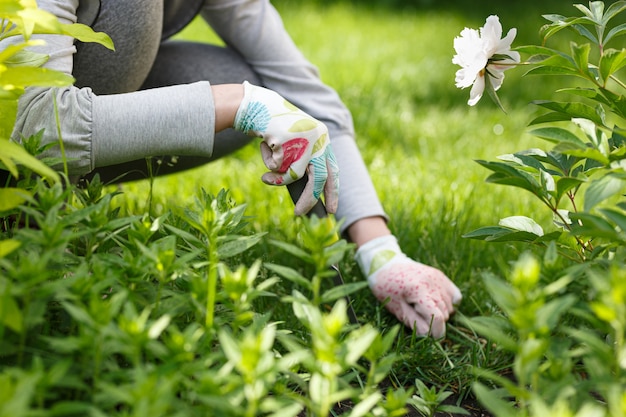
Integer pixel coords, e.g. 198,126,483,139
531,100,605,126
604,22,626,44
556,146,610,166
598,87,626,119
269,239,313,262
499,151,547,171
536,295,577,331
217,233,264,258
48,401,95,416
603,1,626,28
462,315,517,350
529,111,572,125
484,73,506,113
476,160,541,194
321,281,368,304
556,177,584,201
556,87,608,104
524,65,580,77
584,173,625,211
485,230,545,243
264,263,312,290
598,208,626,233
462,226,511,240
570,212,621,240
529,127,586,147
572,24,599,44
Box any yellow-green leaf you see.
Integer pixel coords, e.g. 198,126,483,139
0,188,30,211
0,66,74,89
0,293,23,332
0,39,46,65
60,23,115,51
0,97,19,138
0,239,21,258
0,139,60,183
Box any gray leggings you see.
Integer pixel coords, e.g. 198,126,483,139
75,0,258,183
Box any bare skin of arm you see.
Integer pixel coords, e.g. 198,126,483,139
212,84,244,132
347,216,391,248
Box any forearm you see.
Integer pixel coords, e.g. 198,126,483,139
347,217,391,248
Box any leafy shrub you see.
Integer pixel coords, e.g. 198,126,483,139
458,2,626,415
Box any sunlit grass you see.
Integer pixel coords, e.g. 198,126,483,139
116,0,564,396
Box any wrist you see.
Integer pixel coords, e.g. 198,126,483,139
347,216,392,248
212,83,244,132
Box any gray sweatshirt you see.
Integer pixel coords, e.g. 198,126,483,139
3,0,386,231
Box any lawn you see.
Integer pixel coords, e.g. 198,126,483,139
116,0,574,407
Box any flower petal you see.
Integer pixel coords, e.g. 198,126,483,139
481,15,503,56
468,74,485,106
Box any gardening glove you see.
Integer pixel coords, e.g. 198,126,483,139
234,81,339,216
355,235,462,338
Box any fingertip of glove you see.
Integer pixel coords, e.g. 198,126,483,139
325,198,338,214
451,287,463,305
261,172,286,186
294,199,315,216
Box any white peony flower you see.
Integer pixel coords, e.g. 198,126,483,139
452,15,520,106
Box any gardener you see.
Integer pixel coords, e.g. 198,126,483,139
3,0,462,338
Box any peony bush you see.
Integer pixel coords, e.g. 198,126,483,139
454,2,626,416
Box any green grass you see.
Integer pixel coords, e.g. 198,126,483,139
115,0,572,400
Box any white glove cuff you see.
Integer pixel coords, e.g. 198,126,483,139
355,235,404,286
234,81,262,135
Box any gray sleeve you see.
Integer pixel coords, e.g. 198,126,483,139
201,0,387,231
6,0,216,176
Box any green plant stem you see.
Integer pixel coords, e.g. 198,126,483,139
539,193,589,261
52,93,69,179
205,234,218,329
145,158,155,217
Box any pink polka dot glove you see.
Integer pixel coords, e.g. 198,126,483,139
355,235,462,338
234,81,339,215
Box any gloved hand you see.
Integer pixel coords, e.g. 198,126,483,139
234,81,339,215
355,235,462,338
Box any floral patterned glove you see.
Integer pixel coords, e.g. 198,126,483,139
355,235,462,338
234,81,339,215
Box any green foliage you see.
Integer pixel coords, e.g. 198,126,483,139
0,174,409,416
465,1,626,264
463,2,626,416
409,378,469,416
